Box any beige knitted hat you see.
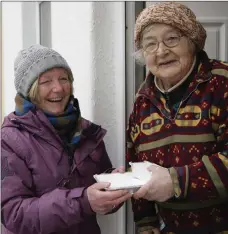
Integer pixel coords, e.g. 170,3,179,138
135,2,207,50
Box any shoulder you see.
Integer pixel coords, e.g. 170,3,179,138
80,117,92,130
80,117,106,131
80,117,107,140
210,59,228,79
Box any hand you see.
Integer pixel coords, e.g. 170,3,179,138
133,164,174,202
111,166,125,173
87,182,132,215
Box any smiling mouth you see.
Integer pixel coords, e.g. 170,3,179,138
48,97,63,102
159,60,177,66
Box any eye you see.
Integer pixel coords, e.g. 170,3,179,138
144,41,157,50
166,35,179,42
59,77,69,83
39,80,51,85
147,42,157,46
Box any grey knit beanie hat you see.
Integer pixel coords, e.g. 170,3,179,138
14,44,74,98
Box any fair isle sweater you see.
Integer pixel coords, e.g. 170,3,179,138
126,51,228,234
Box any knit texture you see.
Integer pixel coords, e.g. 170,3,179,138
15,94,81,144
14,45,73,98
135,2,207,50
126,51,228,232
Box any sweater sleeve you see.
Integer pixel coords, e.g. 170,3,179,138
1,146,95,234
169,84,228,201
126,101,159,230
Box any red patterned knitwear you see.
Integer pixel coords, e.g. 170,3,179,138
126,51,228,234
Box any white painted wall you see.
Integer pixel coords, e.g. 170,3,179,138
2,2,126,234
90,3,126,234
51,2,94,120
51,2,126,233
2,2,23,117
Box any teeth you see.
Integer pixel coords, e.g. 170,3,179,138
49,98,63,102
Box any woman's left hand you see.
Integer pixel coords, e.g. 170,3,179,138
133,164,174,202
111,166,125,173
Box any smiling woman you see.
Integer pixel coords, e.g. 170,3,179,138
127,2,228,234
1,45,132,234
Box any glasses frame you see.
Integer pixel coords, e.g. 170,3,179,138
142,34,184,54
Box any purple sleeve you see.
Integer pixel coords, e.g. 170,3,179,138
1,148,95,234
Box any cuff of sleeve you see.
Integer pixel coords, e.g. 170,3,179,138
169,166,189,199
69,188,95,216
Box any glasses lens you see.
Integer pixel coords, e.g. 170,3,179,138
164,35,180,47
144,42,157,53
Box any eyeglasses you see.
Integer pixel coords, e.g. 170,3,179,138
142,34,184,54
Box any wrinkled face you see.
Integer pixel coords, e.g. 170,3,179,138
36,68,72,115
141,23,195,87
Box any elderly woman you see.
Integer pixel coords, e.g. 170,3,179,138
126,2,228,234
1,45,132,234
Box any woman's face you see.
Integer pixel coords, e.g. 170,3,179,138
141,23,195,87
35,68,72,115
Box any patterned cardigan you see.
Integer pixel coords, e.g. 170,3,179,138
126,51,228,234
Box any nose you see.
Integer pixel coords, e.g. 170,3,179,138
52,80,64,92
156,41,169,56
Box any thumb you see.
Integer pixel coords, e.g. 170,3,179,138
112,166,125,173
133,184,148,199
147,164,160,172
92,182,111,190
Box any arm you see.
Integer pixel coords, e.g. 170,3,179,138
1,147,94,234
126,101,160,232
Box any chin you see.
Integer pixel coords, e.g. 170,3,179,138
45,109,65,115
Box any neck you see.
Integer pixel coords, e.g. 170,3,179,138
155,56,196,93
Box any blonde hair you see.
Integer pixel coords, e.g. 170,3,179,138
28,79,39,103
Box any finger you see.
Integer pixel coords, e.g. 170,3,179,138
104,189,130,200
92,182,111,190
133,185,148,199
106,192,132,206
117,166,125,173
147,164,160,172
111,168,120,173
111,166,125,173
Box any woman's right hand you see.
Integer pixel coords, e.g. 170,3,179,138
87,182,132,215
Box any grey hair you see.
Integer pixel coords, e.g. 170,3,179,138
133,49,146,66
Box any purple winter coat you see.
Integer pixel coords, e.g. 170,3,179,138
1,109,113,234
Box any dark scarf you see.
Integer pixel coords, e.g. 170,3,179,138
15,94,81,145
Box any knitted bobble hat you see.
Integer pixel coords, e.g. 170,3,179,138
14,44,73,98
134,1,207,50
